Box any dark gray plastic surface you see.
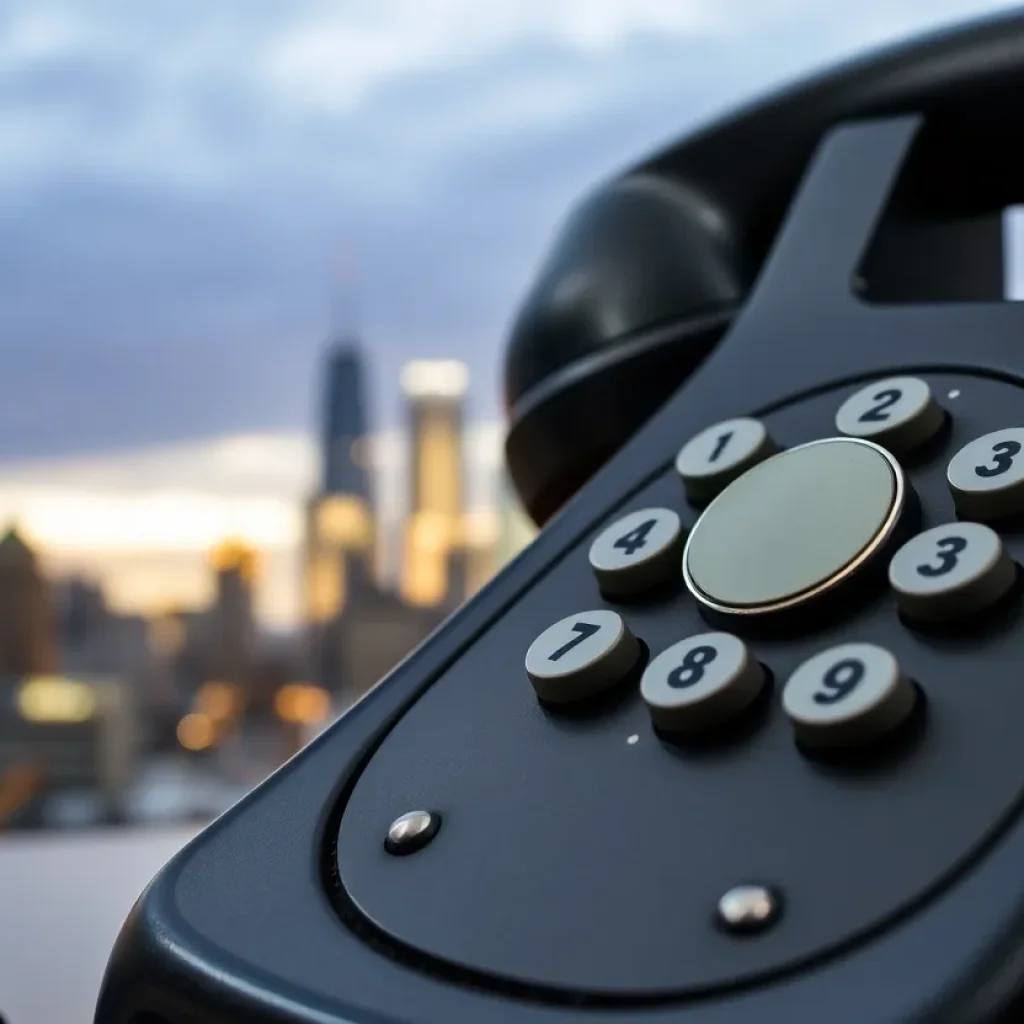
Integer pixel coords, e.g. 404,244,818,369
338,372,1024,997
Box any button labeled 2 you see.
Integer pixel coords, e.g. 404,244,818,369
525,610,639,705
783,643,917,751
835,376,944,455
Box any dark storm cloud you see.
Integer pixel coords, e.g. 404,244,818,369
1,1,1013,460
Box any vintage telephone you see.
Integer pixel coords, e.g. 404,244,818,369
96,10,1024,1023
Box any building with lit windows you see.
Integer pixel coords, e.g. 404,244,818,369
209,540,258,687
400,360,469,608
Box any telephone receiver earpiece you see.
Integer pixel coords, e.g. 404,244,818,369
503,9,1020,525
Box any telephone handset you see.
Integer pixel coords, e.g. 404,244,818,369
97,11,1024,1023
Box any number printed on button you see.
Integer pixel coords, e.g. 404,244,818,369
588,508,684,598
947,428,1024,519
675,417,776,504
889,522,1015,622
525,610,639,705
641,632,764,733
782,643,917,751
835,376,943,454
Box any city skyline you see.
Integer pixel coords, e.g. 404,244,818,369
0,352,523,630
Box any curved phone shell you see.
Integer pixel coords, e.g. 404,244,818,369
96,10,1024,1023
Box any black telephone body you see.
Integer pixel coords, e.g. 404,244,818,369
96,11,1024,1024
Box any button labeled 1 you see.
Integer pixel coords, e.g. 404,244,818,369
588,508,684,598
525,610,639,705
835,377,944,455
640,632,764,734
783,643,917,751
947,428,1024,519
889,522,1015,623
675,418,776,504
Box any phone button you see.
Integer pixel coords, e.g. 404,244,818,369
640,632,764,734
835,376,944,455
783,643,917,752
889,522,1015,623
525,610,639,705
588,508,684,598
684,438,905,617
675,417,777,504
947,428,1024,519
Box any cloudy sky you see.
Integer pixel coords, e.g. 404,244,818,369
1,0,1018,623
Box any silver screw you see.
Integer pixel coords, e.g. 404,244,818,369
716,884,780,934
385,810,440,855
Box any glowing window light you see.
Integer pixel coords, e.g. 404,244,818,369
17,676,97,723
177,712,215,751
195,681,238,721
400,360,468,398
274,684,331,725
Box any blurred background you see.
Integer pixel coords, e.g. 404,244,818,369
3,0,1024,1018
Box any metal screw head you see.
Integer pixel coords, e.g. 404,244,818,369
385,810,440,855
716,884,781,934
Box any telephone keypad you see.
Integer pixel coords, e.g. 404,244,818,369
947,427,1024,519
587,507,684,599
835,376,945,455
525,610,639,705
782,642,917,751
342,372,1024,999
675,416,776,504
640,632,764,734
888,522,1015,623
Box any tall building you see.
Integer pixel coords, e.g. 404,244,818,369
322,345,373,500
208,540,258,686
304,342,376,627
0,525,57,677
400,360,469,607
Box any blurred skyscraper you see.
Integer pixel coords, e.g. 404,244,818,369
400,360,469,608
208,541,258,687
0,525,57,677
322,345,373,501
304,342,376,631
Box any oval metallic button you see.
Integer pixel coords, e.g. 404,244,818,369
684,438,906,616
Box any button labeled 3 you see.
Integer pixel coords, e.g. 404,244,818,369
783,643,917,751
588,508,684,598
641,632,764,734
525,610,639,705
889,522,1015,622
947,428,1024,519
